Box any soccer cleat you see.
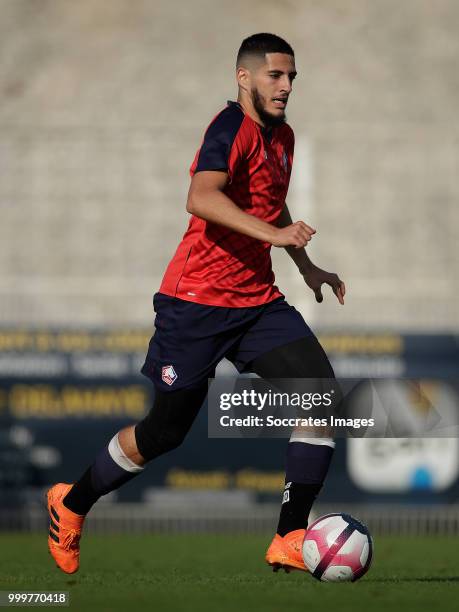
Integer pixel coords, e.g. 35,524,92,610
265,529,308,573
47,483,85,574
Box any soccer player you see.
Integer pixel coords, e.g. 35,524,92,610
47,33,345,574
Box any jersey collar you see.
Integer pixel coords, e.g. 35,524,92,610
227,100,274,142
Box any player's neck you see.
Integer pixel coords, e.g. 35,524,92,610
237,95,267,128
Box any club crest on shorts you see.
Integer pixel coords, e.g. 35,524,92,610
162,365,177,386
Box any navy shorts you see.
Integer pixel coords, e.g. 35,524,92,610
141,292,313,392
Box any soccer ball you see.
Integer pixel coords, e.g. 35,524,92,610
302,513,373,582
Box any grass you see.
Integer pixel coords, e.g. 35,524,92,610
0,533,458,611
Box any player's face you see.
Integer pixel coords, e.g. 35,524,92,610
250,53,296,126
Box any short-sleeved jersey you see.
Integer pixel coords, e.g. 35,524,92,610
159,101,295,307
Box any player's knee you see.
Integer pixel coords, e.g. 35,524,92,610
134,385,207,462
135,419,185,461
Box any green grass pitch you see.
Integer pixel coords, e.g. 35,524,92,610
0,533,458,611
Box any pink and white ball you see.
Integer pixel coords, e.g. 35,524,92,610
302,513,373,582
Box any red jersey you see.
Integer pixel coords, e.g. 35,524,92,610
159,101,295,307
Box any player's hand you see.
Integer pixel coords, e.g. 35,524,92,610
271,221,316,248
302,265,346,305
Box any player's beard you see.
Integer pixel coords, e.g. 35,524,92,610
251,87,287,127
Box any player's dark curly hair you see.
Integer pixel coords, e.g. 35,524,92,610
237,33,294,67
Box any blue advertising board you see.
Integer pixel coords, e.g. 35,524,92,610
0,329,457,506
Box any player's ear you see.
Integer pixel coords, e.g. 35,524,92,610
236,66,250,92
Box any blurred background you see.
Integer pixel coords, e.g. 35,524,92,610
0,0,458,535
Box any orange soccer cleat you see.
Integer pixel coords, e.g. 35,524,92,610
46,483,85,574
265,529,308,573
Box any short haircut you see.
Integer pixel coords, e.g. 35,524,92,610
237,33,294,67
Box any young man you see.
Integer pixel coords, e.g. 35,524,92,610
47,33,345,574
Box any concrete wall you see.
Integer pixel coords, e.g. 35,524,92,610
1,0,457,330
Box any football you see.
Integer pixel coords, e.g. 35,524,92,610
302,513,373,582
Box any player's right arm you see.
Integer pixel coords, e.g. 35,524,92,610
187,171,315,248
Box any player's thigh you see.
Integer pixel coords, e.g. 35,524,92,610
232,301,335,438
248,337,336,439
249,335,335,379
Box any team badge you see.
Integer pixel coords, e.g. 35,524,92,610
162,365,178,386
282,150,288,171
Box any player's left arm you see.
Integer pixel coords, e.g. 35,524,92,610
277,204,346,305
